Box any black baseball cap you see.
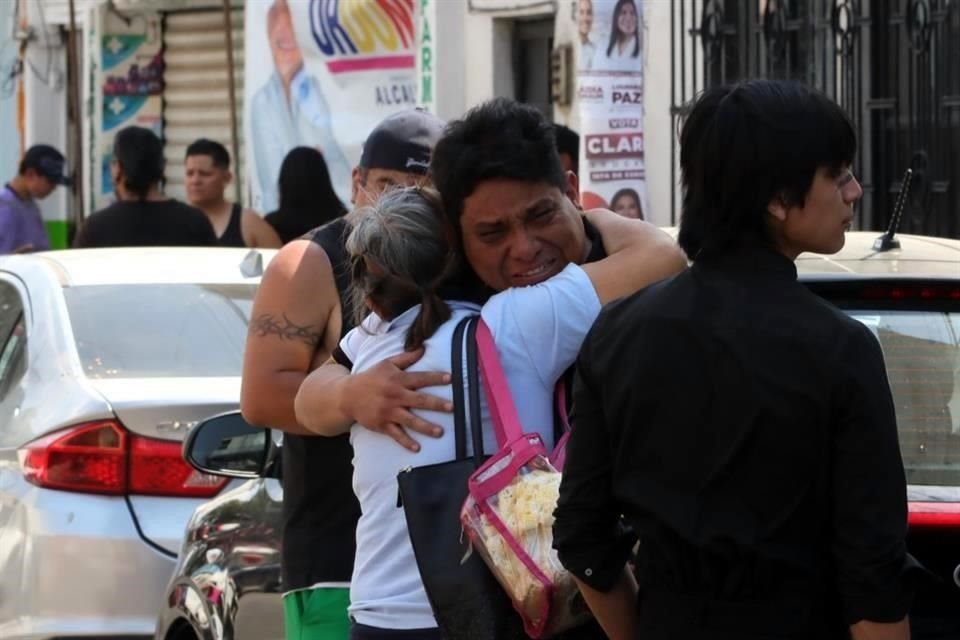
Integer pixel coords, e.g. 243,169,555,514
21,145,71,186
359,109,445,176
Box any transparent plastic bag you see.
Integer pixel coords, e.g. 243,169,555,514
461,434,591,638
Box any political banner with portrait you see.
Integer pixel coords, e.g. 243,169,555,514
245,0,418,213
574,0,646,221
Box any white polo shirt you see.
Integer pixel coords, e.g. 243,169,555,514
340,263,602,629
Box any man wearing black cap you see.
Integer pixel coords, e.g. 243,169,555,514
0,145,71,254
240,109,445,640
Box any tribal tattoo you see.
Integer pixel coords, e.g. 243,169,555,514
250,313,323,349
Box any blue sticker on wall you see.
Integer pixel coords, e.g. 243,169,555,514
102,95,148,131
102,35,147,71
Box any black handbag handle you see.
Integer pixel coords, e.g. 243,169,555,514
451,315,483,465
465,318,485,462
451,316,470,461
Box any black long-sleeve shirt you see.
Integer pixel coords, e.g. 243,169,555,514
553,247,920,637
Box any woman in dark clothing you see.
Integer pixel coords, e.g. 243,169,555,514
553,80,921,640
265,146,347,244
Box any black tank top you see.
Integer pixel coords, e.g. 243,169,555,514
281,217,361,590
217,203,245,247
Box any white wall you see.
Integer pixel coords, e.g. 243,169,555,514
432,0,467,121
463,10,498,108
22,3,70,227
0,2,20,181
644,0,675,226
459,2,556,111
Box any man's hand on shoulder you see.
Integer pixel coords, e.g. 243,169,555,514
341,349,453,452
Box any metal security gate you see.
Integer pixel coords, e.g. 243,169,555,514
669,0,960,238
162,9,244,204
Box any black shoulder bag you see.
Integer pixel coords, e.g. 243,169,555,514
397,315,526,639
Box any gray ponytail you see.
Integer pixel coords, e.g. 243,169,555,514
346,187,456,350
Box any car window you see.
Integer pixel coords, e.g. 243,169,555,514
0,281,22,346
207,430,269,473
0,281,26,398
63,283,256,379
846,310,960,487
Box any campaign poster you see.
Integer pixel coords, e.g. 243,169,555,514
574,0,645,221
245,0,418,213
95,12,164,205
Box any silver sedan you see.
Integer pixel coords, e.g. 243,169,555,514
0,247,275,640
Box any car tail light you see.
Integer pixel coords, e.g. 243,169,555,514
859,284,960,301
129,434,226,497
19,421,128,495
18,420,227,498
909,502,960,529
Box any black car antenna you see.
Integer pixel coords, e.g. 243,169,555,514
873,168,913,252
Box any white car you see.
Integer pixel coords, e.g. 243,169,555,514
0,247,275,640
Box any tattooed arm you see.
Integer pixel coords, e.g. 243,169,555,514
240,239,341,434
249,313,324,350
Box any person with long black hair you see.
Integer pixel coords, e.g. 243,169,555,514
74,126,217,248
265,146,348,244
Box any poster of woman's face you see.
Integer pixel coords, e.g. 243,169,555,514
607,0,640,59
585,0,643,72
611,188,644,219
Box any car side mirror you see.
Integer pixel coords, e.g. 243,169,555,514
184,411,272,478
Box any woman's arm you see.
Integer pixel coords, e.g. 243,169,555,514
294,360,354,436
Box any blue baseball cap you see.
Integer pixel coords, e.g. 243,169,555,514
21,145,71,186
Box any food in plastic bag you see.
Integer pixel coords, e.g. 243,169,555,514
461,445,591,638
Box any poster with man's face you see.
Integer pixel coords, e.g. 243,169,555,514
245,0,418,212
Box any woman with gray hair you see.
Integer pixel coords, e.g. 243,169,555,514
345,187,458,353
295,186,683,639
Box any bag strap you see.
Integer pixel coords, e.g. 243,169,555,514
465,318,485,463
451,315,484,464
476,318,523,446
450,316,471,461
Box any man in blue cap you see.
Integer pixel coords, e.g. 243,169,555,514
0,145,71,254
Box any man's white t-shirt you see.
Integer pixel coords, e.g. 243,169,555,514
340,264,602,629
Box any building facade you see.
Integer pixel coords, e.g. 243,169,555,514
15,0,959,241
